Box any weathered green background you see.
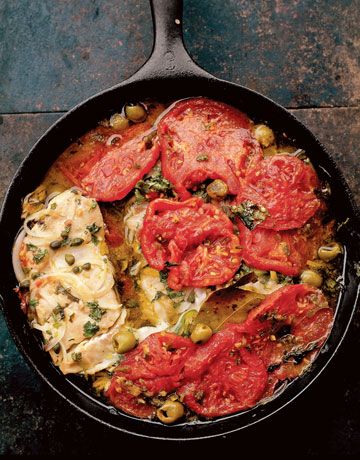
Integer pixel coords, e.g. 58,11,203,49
0,0,359,455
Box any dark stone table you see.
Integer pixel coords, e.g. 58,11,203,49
0,0,359,455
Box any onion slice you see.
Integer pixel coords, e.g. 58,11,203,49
12,227,27,282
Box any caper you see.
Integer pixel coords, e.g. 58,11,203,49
109,113,129,130
253,124,275,147
50,240,62,249
65,254,75,266
206,179,229,200
190,323,213,344
318,242,342,262
82,262,91,271
19,279,30,289
72,266,81,274
157,400,184,424
70,238,84,247
300,270,323,288
112,330,137,354
125,102,147,123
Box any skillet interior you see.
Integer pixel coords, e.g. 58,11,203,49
0,0,360,440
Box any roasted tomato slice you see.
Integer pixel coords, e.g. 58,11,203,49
180,346,267,418
237,284,333,389
236,155,321,230
81,128,160,201
158,97,262,200
238,217,333,276
140,197,242,290
57,123,152,188
106,332,195,418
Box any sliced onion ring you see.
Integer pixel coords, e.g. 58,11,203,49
12,227,27,282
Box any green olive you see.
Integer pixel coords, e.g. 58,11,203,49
300,270,323,288
125,102,147,123
112,330,137,354
176,309,197,336
157,400,184,424
50,240,62,249
190,323,213,344
109,113,129,130
206,179,229,200
318,242,342,262
65,254,75,266
253,124,275,148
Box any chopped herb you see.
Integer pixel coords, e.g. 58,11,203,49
26,243,38,252
192,183,210,202
134,168,173,202
228,201,269,230
124,299,139,309
83,321,99,338
52,304,65,321
196,154,208,162
90,200,97,210
87,301,106,321
33,248,48,264
26,243,48,264
91,234,99,245
29,298,39,309
71,352,82,362
56,284,80,303
187,291,196,303
165,261,179,267
159,270,169,284
166,288,184,302
50,203,57,210
87,223,101,234
152,291,164,302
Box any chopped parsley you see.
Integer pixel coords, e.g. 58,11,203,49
192,183,210,202
152,291,164,302
159,269,169,284
124,299,139,309
87,300,106,321
134,167,173,202
187,291,196,303
227,200,269,230
26,243,48,264
71,352,82,362
56,284,79,303
83,321,99,338
29,298,39,309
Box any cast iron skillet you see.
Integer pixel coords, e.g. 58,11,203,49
0,0,359,440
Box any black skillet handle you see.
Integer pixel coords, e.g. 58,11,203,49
130,0,212,80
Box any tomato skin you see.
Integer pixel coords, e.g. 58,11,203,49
236,284,333,387
180,346,267,417
236,155,321,231
159,97,262,200
58,123,152,188
238,217,332,276
140,197,242,289
81,128,160,202
106,332,195,418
